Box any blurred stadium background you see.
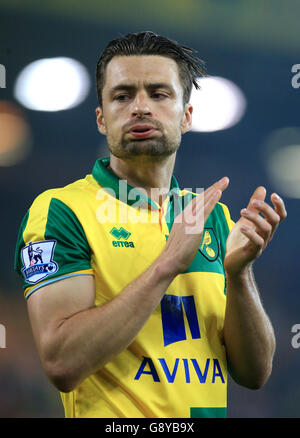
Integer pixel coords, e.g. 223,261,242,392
0,0,299,418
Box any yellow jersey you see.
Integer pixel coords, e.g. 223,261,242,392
14,157,235,418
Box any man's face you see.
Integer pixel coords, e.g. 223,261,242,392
96,55,192,160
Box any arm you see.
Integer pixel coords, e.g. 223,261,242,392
224,266,275,389
223,187,287,389
27,177,229,393
28,261,177,393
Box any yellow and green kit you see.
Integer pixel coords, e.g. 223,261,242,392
14,157,235,418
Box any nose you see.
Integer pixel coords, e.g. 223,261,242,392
131,92,152,118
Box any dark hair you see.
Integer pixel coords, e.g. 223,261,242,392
96,31,206,108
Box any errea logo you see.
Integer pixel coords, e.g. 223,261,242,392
110,227,135,248
110,227,131,240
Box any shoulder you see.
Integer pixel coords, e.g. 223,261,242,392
14,177,94,294
26,174,101,225
17,176,94,253
29,176,92,213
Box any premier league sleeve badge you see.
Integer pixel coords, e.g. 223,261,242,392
21,240,58,284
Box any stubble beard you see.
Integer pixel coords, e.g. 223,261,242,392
106,129,182,160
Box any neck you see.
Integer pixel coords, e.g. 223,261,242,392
108,153,176,207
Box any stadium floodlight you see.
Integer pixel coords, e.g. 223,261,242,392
190,76,247,133
266,144,300,199
262,127,300,199
14,57,91,112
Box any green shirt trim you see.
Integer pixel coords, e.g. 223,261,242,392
92,156,180,209
190,407,227,418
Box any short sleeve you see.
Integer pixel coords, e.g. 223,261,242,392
14,193,93,299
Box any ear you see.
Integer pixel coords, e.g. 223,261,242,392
181,103,193,134
96,106,106,135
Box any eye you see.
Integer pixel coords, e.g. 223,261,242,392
115,94,130,101
152,92,167,99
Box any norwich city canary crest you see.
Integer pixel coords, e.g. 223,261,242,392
198,228,219,261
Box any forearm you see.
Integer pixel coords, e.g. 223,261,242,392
223,265,275,389
46,257,176,392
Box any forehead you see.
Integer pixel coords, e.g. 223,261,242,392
104,55,182,91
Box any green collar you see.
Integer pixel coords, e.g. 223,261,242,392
92,156,180,210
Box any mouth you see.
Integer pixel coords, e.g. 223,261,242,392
127,124,158,139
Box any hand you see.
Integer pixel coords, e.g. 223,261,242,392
160,176,230,275
224,186,287,277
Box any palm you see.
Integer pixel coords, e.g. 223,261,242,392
224,187,266,275
224,218,259,274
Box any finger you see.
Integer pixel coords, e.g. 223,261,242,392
196,176,229,214
251,199,280,224
238,186,267,229
191,180,225,216
250,199,281,241
200,178,229,224
182,175,229,216
203,189,223,223
183,190,222,233
240,225,265,252
181,192,205,221
194,187,222,216
246,186,266,212
204,177,229,200
241,208,272,243
183,177,229,230
270,193,287,222
179,193,205,226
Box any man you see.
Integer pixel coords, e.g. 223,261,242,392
14,32,286,418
